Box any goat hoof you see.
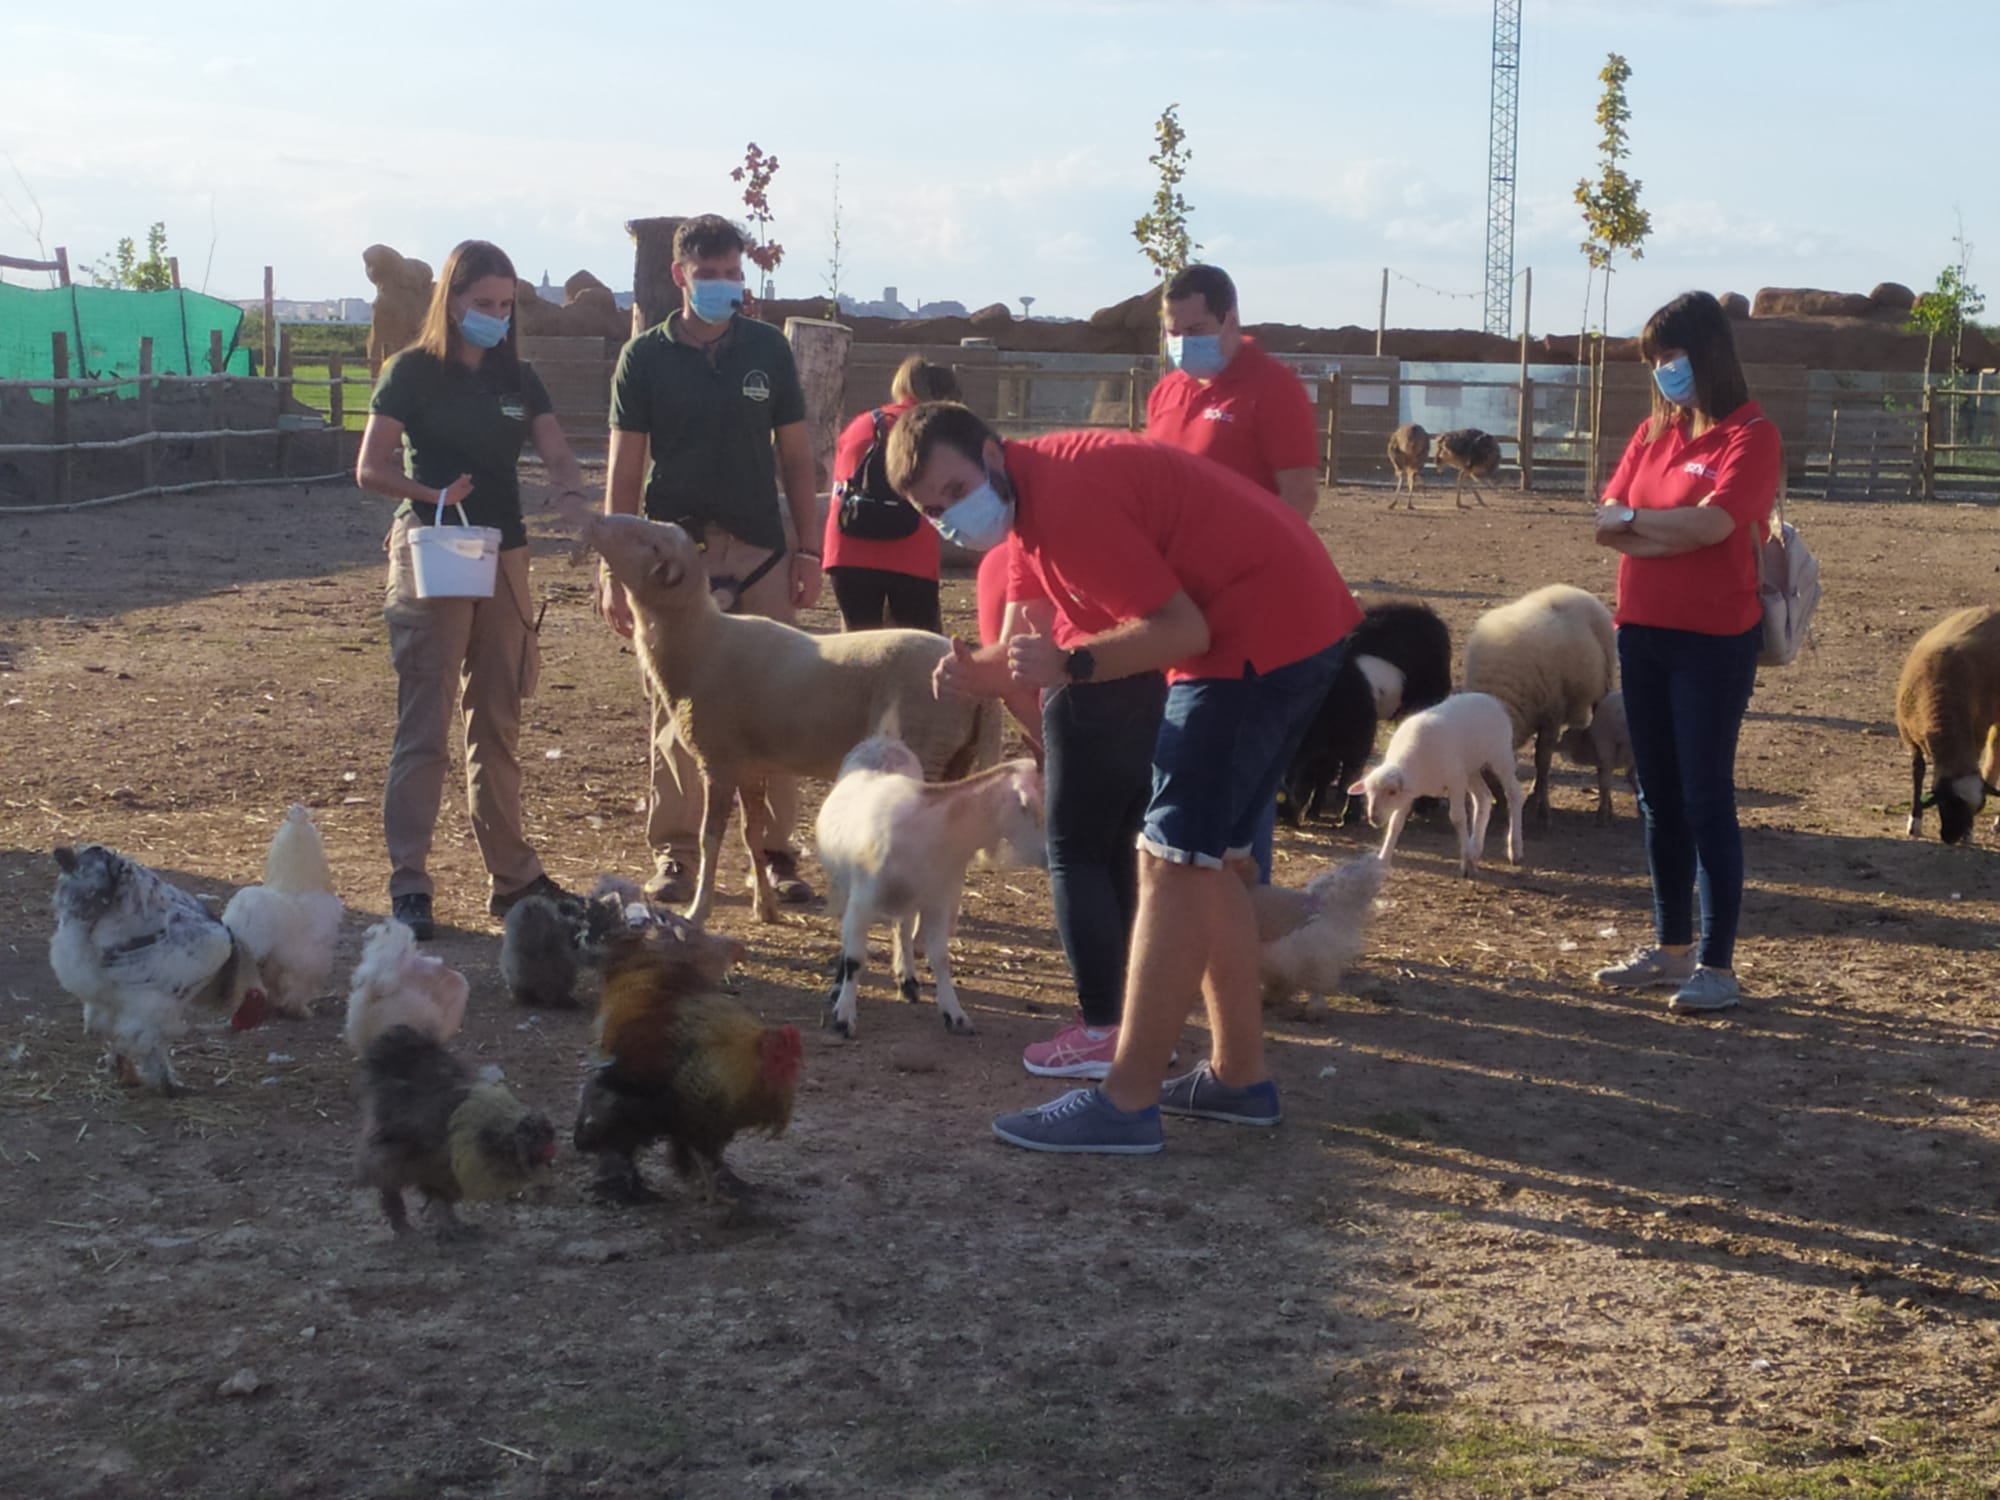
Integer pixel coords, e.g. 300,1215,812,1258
942,1013,974,1034
830,1016,855,1040
898,977,921,1004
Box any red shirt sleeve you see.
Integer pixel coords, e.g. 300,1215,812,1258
1603,417,1652,501
1259,364,1321,473
1703,416,1781,536
1005,535,1048,604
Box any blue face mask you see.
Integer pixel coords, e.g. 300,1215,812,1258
1653,355,1696,407
1168,333,1226,378
688,276,746,324
929,472,1014,553
458,306,509,349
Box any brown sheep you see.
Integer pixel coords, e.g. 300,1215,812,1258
1434,429,1502,508
1386,424,1431,508
1896,606,2000,844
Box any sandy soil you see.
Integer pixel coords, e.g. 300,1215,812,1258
2,477,1998,1499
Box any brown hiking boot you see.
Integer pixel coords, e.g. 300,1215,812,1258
762,851,813,905
643,859,688,905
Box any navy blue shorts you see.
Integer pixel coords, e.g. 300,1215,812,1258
1139,641,1347,870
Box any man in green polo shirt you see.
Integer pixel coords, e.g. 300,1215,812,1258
599,214,822,905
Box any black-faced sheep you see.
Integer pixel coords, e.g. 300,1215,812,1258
1462,584,1617,828
1434,429,1502,508
1896,606,2000,844
1279,601,1453,828
1387,424,1431,507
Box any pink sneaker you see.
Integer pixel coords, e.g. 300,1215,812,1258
1023,1019,1120,1079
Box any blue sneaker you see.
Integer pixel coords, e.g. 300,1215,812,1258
991,1088,1164,1155
1158,1062,1282,1126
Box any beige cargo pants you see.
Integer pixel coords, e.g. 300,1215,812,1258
645,523,800,870
383,516,546,901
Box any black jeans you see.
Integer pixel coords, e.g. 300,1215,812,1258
1617,622,1761,970
828,567,943,634
1043,672,1169,1026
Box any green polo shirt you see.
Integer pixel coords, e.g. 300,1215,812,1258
610,312,806,552
371,349,552,550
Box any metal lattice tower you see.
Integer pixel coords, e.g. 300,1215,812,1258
1482,0,1522,336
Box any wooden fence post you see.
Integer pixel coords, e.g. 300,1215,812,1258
1320,375,1342,486
209,328,227,483
51,332,70,505
169,256,181,290
138,337,156,492
276,325,293,479
54,246,70,287
262,265,275,377
1921,388,1936,502
327,352,347,473
1127,368,1141,431
1517,376,1535,491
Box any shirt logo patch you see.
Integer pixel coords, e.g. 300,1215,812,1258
1683,461,1717,479
1199,408,1237,422
499,399,527,422
742,370,772,403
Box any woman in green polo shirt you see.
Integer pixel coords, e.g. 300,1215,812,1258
355,238,584,939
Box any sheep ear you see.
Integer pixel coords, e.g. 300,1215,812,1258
651,557,685,589
53,845,78,872
1345,780,1368,797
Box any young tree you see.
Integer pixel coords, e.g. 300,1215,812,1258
86,221,174,291
1573,55,1651,489
1132,103,1199,351
823,162,845,321
730,144,784,301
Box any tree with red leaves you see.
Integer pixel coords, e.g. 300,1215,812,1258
730,144,784,300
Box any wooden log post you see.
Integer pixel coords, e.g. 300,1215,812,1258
55,246,70,287
138,337,156,492
1127,368,1141,431
51,332,70,505
1517,376,1535,492
1921,388,1937,502
626,216,689,335
276,325,293,479
168,255,181,290
262,265,275,378
327,352,346,470
782,316,853,510
1320,374,1342,485
209,328,227,483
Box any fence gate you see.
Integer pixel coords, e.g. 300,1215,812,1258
1824,402,1925,501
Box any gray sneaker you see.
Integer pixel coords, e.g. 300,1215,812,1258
1158,1061,1282,1126
1594,946,1697,991
1669,967,1741,1014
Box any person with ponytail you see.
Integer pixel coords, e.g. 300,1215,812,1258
1592,290,1780,1014
356,239,584,939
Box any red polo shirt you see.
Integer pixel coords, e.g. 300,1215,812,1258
1001,430,1357,682
976,539,1013,646
1604,401,1779,635
821,401,941,579
1145,337,1320,494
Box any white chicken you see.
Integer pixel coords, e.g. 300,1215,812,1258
48,844,271,1094
221,805,345,1019
1249,854,1388,1003
343,918,469,1056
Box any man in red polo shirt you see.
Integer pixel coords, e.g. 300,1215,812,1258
1147,263,1322,521
890,406,1360,1154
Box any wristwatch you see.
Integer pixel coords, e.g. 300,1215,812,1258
1602,503,1637,527
1064,647,1097,683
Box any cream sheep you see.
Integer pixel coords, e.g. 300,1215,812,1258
1462,584,1617,827
1556,689,1636,825
1348,692,1524,876
1896,605,2000,844
568,509,999,927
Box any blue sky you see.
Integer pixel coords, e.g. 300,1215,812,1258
1,0,1988,337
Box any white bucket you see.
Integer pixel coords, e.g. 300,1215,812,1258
406,503,501,599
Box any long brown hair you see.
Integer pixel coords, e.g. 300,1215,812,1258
1638,290,1750,440
890,355,962,404
409,239,522,378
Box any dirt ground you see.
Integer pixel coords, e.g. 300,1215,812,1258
2,476,1998,1500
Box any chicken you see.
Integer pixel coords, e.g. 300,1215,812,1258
354,1024,557,1238
220,805,345,1018
500,894,586,1009
573,939,800,1209
578,876,745,982
48,844,270,1095
343,919,469,1056
1248,854,1387,1004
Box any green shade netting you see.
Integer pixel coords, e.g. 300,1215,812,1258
0,284,251,401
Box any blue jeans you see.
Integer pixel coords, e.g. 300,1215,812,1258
1141,642,1348,869
1043,673,1168,1027
1617,622,1761,970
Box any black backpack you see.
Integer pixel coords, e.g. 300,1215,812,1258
834,409,922,541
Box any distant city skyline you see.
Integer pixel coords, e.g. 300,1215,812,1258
2,1,1990,339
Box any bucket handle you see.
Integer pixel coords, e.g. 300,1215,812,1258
438,500,471,528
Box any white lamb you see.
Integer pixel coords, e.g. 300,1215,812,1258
814,735,1045,1039
1556,689,1636,824
1462,583,1617,827
1348,692,1525,876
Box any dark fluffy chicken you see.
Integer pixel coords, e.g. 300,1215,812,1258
573,940,800,1208
355,1025,557,1238
499,893,586,1009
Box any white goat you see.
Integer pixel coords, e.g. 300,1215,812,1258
814,736,1045,1038
1349,692,1525,876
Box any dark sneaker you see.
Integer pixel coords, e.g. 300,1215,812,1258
643,859,687,905
1158,1061,1282,1126
1594,946,1697,991
1668,966,1741,1014
762,851,813,905
489,873,571,920
992,1088,1164,1155
391,892,435,941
